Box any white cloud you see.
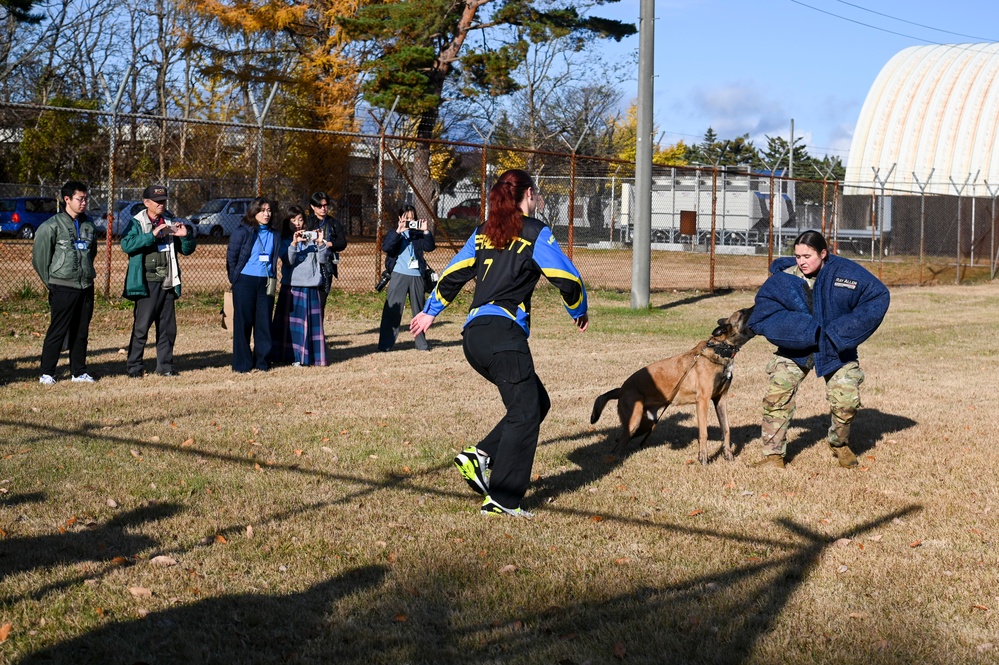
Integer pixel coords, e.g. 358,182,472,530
669,82,791,142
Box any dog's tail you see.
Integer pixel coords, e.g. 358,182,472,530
590,389,621,424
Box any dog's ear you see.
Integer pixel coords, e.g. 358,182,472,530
711,323,728,337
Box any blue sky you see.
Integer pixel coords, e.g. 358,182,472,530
589,0,999,163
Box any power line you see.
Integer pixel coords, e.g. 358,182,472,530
831,0,997,42
789,0,935,43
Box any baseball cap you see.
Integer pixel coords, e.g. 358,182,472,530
142,184,168,202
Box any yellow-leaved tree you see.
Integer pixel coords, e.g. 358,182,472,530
181,0,366,203
183,0,362,132
612,102,688,166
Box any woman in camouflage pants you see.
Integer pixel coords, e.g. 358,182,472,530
747,230,890,469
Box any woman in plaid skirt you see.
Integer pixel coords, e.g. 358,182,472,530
270,205,328,366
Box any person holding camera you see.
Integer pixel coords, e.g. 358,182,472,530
120,184,196,378
270,205,328,366
377,204,436,352
306,191,348,315
410,170,588,518
226,197,278,373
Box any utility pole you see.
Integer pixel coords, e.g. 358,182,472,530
631,0,654,309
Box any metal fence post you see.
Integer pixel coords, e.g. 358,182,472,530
912,170,933,286
871,164,895,280
709,165,717,293
560,124,594,261
99,64,132,300
248,83,279,196
949,172,976,285
472,123,493,225
984,180,999,280
767,172,775,265
567,150,576,259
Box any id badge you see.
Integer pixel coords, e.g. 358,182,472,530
74,240,89,250
258,254,270,263
157,243,170,252
408,257,419,270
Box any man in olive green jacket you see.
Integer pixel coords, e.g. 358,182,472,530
120,184,196,378
31,181,98,385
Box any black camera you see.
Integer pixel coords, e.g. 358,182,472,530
374,269,392,292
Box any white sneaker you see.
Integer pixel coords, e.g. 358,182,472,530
39,374,56,385
71,373,96,383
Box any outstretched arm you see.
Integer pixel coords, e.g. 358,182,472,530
533,226,588,325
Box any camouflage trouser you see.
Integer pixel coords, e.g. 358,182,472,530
760,356,865,457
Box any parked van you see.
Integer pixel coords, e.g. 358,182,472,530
189,198,255,238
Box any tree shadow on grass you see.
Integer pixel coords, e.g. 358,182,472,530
0,502,183,588
18,564,389,665
468,505,925,665
14,504,923,664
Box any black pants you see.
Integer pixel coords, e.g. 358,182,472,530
462,317,551,508
231,274,273,373
41,284,94,377
378,273,428,351
127,281,177,375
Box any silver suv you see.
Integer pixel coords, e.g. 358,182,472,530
189,198,254,239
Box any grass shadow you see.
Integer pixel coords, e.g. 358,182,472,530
13,497,922,664
0,503,184,586
783,409,917,463
656,288,735,310
0,346,232,385
18,564,389,664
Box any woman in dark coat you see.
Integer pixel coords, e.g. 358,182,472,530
226,197,278,373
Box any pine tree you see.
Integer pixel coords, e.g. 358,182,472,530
337,0,635,218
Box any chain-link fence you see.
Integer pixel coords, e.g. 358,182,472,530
2,100,996,301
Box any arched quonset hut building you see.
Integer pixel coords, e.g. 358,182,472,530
843,43,999,261
846,42,999,194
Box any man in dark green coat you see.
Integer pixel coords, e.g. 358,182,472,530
32,180,98,385
120,184,196,378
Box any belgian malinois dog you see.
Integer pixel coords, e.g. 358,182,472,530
590,307,756,464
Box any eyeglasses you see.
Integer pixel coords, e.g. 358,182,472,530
71,196,88,203
314,203,328,209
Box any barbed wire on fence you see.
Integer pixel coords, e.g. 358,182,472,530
1,100,997,301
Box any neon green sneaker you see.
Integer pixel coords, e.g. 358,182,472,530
481,496,534,519
454,447,489,496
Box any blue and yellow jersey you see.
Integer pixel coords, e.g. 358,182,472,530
423,216,587,336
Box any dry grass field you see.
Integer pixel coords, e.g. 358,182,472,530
0,283,997,664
